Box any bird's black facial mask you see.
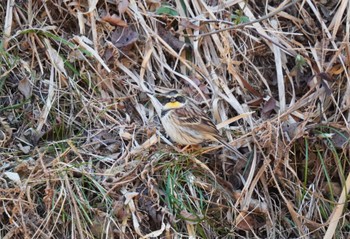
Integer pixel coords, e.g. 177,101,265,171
158,91,186,110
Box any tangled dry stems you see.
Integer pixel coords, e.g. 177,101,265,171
0,0,350,238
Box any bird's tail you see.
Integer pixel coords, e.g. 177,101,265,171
216,137,245,160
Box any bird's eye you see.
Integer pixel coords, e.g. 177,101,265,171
175,96,185,103
158,96,168,104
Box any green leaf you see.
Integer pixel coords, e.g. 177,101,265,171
156,4,178,16
231,10,250,24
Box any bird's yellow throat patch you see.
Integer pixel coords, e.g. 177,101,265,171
164,101,182,109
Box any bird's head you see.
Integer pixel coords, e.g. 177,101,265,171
157,90,187,110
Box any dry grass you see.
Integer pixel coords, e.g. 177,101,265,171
1,0,350,238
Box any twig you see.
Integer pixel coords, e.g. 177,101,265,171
192,0,298,39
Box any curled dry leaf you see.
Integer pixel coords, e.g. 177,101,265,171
102,14,128,27
329,64,344,75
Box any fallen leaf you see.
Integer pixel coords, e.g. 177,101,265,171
262,97,276,114
102,14,128,27
158,24,187,51
331,130,350,149
262,97,276,119
18,77,32,99
111,27,138,48
180,210,202,224
44,39,68,77
328,64,344,75
4,172,21,185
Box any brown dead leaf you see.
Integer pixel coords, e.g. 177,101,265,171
18,77,32,99
262,97,276,114
102,14,128,27
158,24,187,52
331,130,350,149
111,27,138,48
180,210,201,224
240,76,262,97
262,97,276,119
113,200,129,220
329,64,344,75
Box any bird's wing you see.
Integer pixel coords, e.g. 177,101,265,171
175,105,219,136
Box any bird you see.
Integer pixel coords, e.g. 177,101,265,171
157,90,244,159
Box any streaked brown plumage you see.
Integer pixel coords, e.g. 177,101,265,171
158,90,244,158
